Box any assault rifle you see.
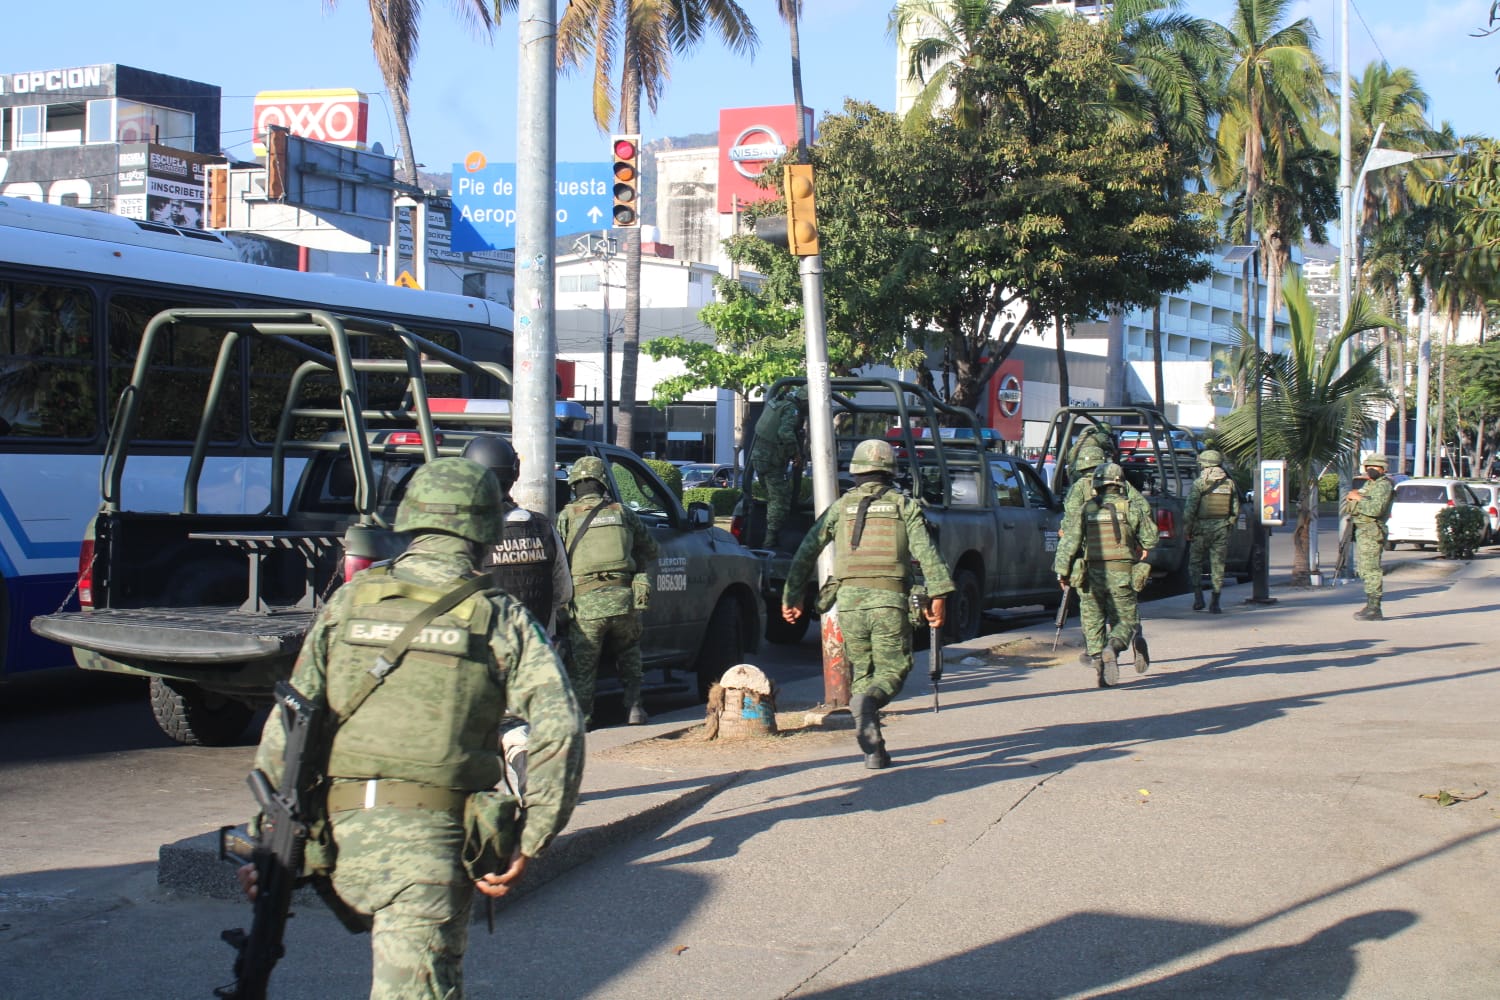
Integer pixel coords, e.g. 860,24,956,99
912,590,943,713
1333,510,1356,585
1053,584,1072,651
215,681,324,1000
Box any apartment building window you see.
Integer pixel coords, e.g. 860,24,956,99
15,106,43,149
86,99,114,144
115,102,195,150
559,273,601,293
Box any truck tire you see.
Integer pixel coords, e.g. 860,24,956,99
764,595,811,645
149,676,254,746
944,569,983,643
695,596,747,700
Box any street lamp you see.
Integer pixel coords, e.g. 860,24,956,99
1224,245,1275,604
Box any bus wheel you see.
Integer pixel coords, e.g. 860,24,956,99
149,677,254,746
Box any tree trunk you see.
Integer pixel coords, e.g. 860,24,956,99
614,75,643,451
1054,315,1070,408
786,5,808,163
1396,288,1409,475
1291,465,1313,587
1151,303,1165,410
391,86,417,185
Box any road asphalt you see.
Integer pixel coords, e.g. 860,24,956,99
3,547,1498,999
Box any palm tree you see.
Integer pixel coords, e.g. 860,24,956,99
887,0,1052,128
557,0,758,450
1217,272,1395,586
1210,0,1328,353
776,1,808,161
324,0,495,184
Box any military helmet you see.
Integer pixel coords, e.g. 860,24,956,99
1095,462,1126,487
1362,453,1389,470
1075,447,1107,472
1198,449,1223,467
394,457,503,544
568,455,609,486
462,434,519,479
849,438,897,474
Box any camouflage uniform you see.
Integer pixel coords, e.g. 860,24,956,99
783,440,954,767
751,392,804,546
1054,463,1159,687
1066,426,1115,481
250,458,585,1000
1348,454,1395,620
557,456,659,723
1184,450,1240,610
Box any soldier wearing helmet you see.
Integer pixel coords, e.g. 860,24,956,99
1065,425,1116,484
1184,449,1240,614
462,434,572,635
781,438,954,769
557,454,660,724
1344,452,1394,620
1052,461,1159,688
242,457,584,997
750,385,808,547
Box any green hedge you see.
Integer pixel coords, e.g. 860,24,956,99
1436,505,1484,559
646,459,683,499
684,487,743,516
1318,473,1340,503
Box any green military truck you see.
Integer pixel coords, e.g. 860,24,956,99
1037,406,1252,589
32,308,761,745
736,377,1063,644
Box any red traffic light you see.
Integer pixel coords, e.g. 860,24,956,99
611,133,642,229
613,137,637,160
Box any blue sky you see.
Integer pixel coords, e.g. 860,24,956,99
4,0,1496,169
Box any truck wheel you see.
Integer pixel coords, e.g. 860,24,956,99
944,569,983,643
695,597,747,700
764,596,811,645
149,677,254,746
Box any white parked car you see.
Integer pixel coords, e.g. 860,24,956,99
1463,482,1500,544
1384,478,1485,550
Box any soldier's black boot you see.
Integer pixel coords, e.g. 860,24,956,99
627,703,650,725
1354,598,1383,621
1209,591,1222,615
1132,628,1150,674
1090,655,1107,688
1192,588,1206,611
1099,644,1120,688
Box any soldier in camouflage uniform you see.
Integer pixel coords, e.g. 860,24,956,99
1053,462,1159,688
244,457,585,1000
1066,425,1115,481
1184,449,1240,614
557,455,659,725
1345,453,1394,621
751,387,806,547
781,439,954,769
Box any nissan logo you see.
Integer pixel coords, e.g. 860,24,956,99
728,125,787,179
996,373,1022,418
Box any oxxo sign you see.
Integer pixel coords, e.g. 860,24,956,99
252,89,369,156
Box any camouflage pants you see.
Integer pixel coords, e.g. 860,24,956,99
1353,521,1386,599
840,604,913,705
753,454,792,543
330,807,471,1000
1188,519,1233,592
1080,562,1138,656
567,604,643,721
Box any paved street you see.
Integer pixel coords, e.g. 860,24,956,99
3,531,1499,998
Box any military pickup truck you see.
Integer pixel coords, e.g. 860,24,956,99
32,308,762,745
1037,406,1252,589
735,377,1063,643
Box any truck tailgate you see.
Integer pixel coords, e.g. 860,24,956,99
31,607,314,664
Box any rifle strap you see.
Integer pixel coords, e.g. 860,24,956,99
335,574,493,723
850,486,891,550
565,501,608,563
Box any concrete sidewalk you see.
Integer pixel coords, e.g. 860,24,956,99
5,552,1499,998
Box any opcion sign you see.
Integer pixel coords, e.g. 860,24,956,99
450,161,614,252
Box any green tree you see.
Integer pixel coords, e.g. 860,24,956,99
556,0,759,450
1217,272,1395,586
324,0,495,183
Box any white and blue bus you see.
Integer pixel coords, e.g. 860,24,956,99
0,197,514,678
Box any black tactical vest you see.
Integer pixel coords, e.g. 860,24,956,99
483,509,557,625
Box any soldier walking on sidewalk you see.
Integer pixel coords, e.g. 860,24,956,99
1184,450,1240,614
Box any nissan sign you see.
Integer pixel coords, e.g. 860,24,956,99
727,125,787,180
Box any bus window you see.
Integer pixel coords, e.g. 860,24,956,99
247,334,339,444
108,294,240,443
0,280,98,440
363,325,465,406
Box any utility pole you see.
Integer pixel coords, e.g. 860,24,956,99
514,0,558,516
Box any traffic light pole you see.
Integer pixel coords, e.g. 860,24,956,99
800,252,848,709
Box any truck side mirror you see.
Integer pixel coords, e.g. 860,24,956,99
687,501,713,529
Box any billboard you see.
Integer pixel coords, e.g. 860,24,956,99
116,144,221,228
717,105,814,214
252,89,369,156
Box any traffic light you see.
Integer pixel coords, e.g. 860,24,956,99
783,163,819,256
611,134,641,228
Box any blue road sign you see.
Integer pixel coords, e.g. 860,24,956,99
450,161,613,251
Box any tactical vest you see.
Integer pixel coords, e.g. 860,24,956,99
751,400,796,463
1199,476,1235,519
484,509,556,625
833,488,909,587
565,498,633,578
1085,493,1136,563
325,570,504,791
